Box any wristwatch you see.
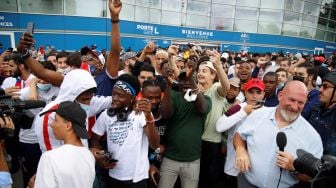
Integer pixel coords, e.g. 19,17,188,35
21,48,31,60
154,147,161,154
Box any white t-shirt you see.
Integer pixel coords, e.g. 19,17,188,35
34,144,95,188
236,91,245,103
92,110,149,183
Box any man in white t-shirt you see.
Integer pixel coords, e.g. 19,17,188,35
91,74,159,187
33,101,95,188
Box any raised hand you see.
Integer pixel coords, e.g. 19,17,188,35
143,42,156,54
17,33,35,53
162,67,176,86
167,45,179,57
209,50,221,67
185,58,197,79
0,50,12,58
109,0,122,19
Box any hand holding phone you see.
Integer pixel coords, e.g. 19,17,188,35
149,165,161,186
100,150,118,163
153,172,160,185
17,22,35,53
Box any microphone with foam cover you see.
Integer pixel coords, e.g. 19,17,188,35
16,100,47,109
276,132,287,152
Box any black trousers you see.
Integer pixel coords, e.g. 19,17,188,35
106,177,148,188
19,142,42,187
198,141,223,188
224,174,237,188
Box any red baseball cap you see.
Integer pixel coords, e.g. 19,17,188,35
314,56,325,63
244,78,265,91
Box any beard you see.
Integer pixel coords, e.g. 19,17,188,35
279,107,300,122
128,63,134,71
227,97,236,104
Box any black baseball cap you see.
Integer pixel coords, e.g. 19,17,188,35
323,71,336,86
40,101,89,139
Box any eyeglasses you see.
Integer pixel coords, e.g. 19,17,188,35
321,83,335,90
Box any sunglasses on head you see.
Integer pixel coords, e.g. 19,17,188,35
81,55,94,62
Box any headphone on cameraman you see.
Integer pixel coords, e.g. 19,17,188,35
107,107,132,122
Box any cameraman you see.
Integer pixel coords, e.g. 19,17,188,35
0,53,40,187
0,115,15,188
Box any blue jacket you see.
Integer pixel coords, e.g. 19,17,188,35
264,88,281,107
307,103,336,155
94,70,116,96
302,89,320,120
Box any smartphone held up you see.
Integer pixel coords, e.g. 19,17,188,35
26,22,35,35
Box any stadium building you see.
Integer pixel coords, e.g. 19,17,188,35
0,0,335,54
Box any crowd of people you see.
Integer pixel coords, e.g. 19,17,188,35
0,0,336,188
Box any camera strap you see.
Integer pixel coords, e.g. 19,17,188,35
42,104,59,151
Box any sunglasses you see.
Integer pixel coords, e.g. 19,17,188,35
321,83,335,90
81,55,94,62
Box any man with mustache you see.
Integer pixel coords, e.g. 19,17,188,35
306,71,336,156
233,81,323,188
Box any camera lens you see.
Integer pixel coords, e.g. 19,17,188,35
294,149,322,177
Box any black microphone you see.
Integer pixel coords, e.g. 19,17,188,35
276,132,287,188
16,100,47,109
276,132,287,152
